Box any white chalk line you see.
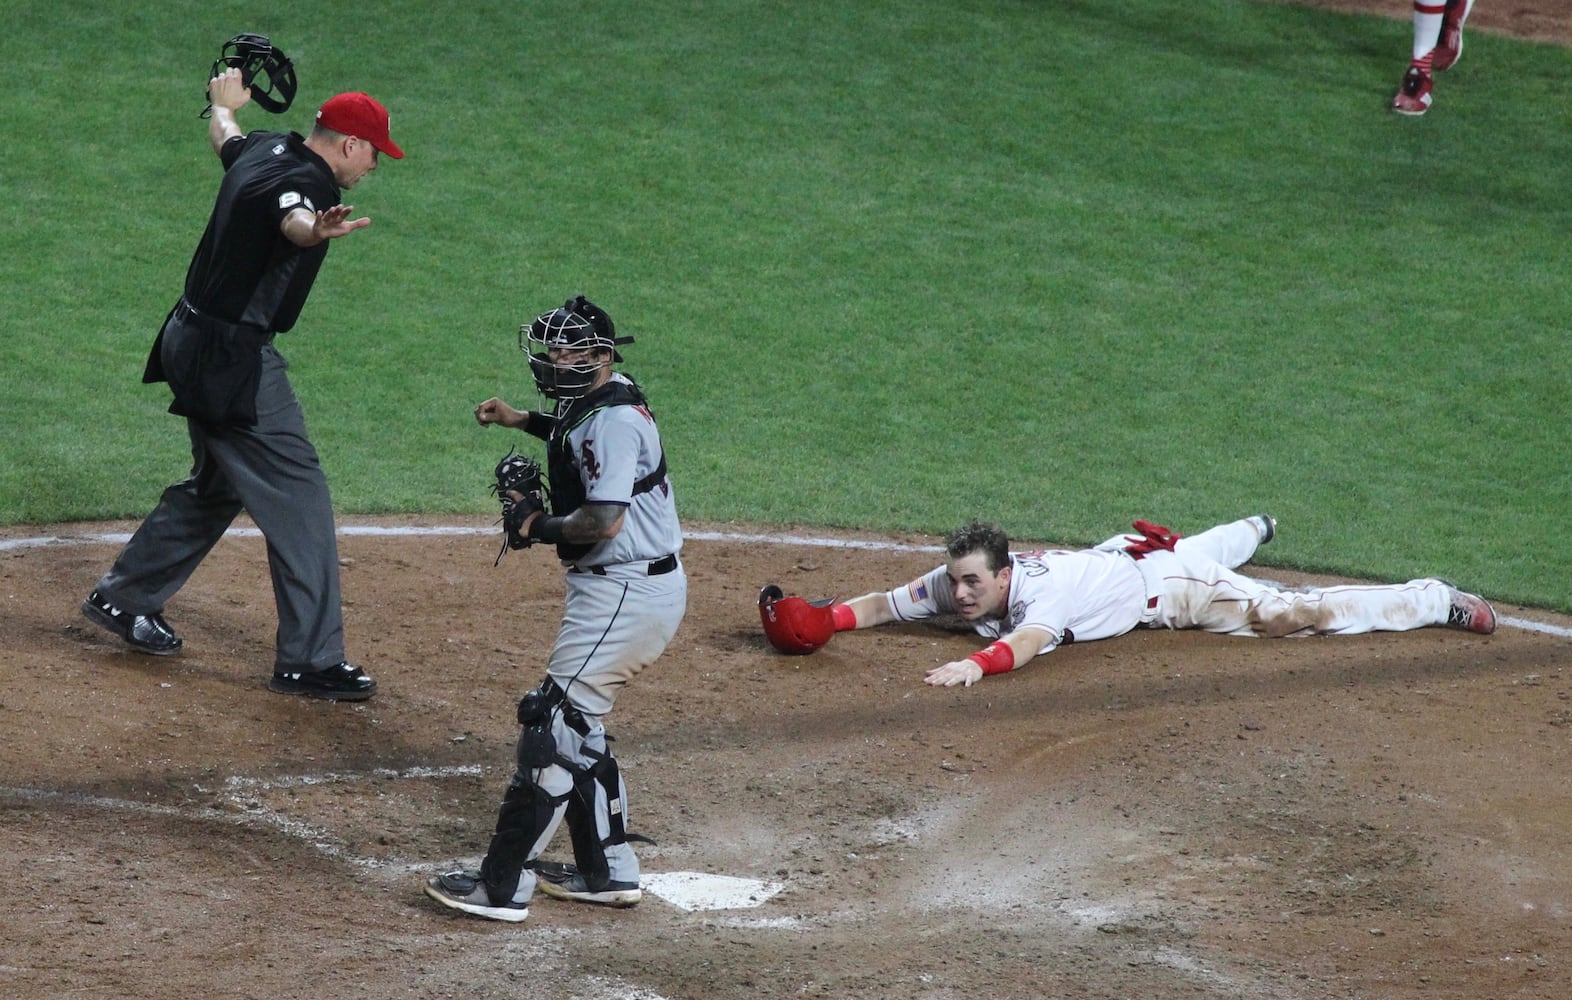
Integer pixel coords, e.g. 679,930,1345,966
5,522,1566,637
0,524,944,553
1497,614,1572,638
1,762,781,912
0,764,486,869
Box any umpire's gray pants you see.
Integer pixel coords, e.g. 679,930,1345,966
95,343,345,670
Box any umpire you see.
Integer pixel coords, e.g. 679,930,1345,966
80,68,404,701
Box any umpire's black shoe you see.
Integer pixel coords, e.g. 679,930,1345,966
269,662,377,702
81,591,183,656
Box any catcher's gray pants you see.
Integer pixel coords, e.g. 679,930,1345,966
502,565,687,904
94,342,346,670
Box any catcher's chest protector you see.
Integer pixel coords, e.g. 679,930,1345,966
546,381,651,562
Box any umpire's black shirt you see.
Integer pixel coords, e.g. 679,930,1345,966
183,131,341,332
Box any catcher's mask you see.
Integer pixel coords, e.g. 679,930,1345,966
202,33,296,118
520,295,634,400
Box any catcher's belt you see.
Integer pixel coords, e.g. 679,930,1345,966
567,554,678,577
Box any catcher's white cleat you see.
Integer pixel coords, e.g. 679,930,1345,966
424,871,530,922
536,861,642,908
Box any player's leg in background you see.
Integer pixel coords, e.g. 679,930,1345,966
1433,0,1475,72
1392,1,1447,115
1172,516,1272,570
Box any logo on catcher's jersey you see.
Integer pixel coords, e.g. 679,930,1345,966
580,438,602,482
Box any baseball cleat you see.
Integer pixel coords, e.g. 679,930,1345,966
268,661,377,701
1432,0,1475,72
1443,586,1496,634
535,860,642,908
1250,514,1276,545
1391,66,1433,116
424,871,529,922
80,590,183,655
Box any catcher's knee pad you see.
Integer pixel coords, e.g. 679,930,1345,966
565,749,629,882
515,679,566,769
480,775,568,905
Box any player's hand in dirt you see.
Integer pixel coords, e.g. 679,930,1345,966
924,659,984,687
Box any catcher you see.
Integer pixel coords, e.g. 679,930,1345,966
760,515,1497,687
425,295,686,923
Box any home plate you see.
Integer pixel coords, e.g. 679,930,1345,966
640,871,784,911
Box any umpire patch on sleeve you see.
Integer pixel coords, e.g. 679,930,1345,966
278,191,303,210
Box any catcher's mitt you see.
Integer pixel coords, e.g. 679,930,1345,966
491,449,548,564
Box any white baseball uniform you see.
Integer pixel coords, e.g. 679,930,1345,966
884,517,1454,657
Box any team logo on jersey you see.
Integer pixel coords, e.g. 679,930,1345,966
1016,552,1054,578
580,438,602,482
272,143,286,156
278,191,302,209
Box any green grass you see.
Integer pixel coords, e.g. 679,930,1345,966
2,1,1569,610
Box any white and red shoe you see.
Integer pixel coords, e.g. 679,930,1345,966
1444,586,1497,635
1432,0,1476,72
1391,66,1433,116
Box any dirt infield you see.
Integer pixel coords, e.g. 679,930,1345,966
2,516,1569,999
6,7,1569,998
1289,0,1572,46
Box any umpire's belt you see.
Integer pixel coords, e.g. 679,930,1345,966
176,297,273,344
569,553,678,577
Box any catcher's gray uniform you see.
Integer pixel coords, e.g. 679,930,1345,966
524,373,686,904
427,299,685,922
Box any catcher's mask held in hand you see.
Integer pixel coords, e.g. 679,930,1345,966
759,585,837,655
202,33,296,118
520,295,635,400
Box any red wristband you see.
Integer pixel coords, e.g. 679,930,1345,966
967,641,1015,675
831,603,857,631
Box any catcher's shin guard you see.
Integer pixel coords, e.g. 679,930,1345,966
479,775,567,905
565,749,630,884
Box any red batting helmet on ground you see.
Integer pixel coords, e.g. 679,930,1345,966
759,585,836,655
